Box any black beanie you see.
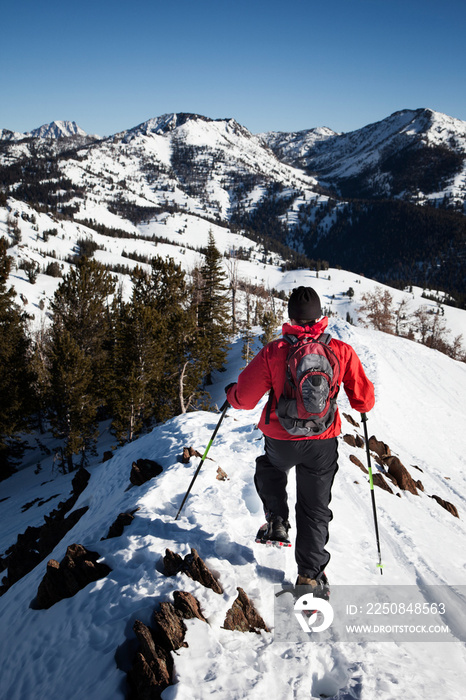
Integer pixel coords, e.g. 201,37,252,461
288,286,322,321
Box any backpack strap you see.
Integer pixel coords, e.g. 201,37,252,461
317,332,332,345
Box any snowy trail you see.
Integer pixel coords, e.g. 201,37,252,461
1,317,466,699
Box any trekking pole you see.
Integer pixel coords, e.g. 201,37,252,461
360,413,384,575
175,400,230,520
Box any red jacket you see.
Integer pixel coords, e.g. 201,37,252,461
226,318,375,440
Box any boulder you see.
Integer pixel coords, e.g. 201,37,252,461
223,587,270,634
102,508,139,539
153,602,187,651
372,473,394,494
130,459,163,486
430,495,459,518
71,467,91,497
368,436,391,460
349,454,368,474
34,544,111,609
216,467,229,481
163,548,223,594
181,446,203,463
343,434,357,448
384,456,419,495
343,413,360,428
128,591,206,699
173,590,207,622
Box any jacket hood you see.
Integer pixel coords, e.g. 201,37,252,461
282,316,329,339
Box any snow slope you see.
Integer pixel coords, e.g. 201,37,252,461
1,301,466,698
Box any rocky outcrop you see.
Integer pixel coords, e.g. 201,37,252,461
384,456,419,495
216,467,229,481
368,437,391,461
181,446,203,464
163,547,223,594
349,454,368,473
130,459,163,486
172,590,207,622
34,544,111,609
0,469,90,596
343,434,364,448
343,413,360,428
128,591,207,699
372,473,394,494
430,495,459,518
223,587,270,634
102,508,139,540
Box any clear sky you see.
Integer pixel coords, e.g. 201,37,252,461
1,0,465,136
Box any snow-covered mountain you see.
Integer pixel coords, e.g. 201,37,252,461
1,109,466,306
0,120,88,141
29,120,87,139
262,108,466,203
1,292,465,699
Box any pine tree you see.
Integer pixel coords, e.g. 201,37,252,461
196,231,230,380
260,309,279,345
109,292,166,442
109,257,209,441
46,258,116,469
0,238,35,480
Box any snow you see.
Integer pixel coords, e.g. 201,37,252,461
1,281,466,698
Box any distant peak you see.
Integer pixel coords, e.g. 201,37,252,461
29,121,87,139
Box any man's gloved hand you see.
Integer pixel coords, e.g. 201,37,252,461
224,383,236,395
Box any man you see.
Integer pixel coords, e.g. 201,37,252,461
226,286,375,595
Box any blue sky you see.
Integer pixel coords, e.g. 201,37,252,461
1,0,465,136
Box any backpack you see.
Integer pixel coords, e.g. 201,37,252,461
266,333,341,437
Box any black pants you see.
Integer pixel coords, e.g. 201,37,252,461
254,435,339,579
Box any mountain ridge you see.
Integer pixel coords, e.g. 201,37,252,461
1,108,465,304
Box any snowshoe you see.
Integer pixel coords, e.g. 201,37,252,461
255,517,291,548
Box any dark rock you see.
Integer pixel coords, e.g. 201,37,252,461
71,467,90,497
415,480,425,492
372,473,394,494
153,602,187,651
349,454,368,473
0,506,89,596
35,543,111,609
102,508,139,540
430,495,459,518
343,434,357,447
173,590,207,622
384,456,419,495
355,434,364,448
216,467,228,481
343,413,360,427
181,446,203,463
130,459,163,486
163,548,223,594
163,549,184,576
183,548,223,594
102,451,113,462
128,592,206,699
343,434,364,449
223,587,270,634
128,649,170,700
368,436,391,460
